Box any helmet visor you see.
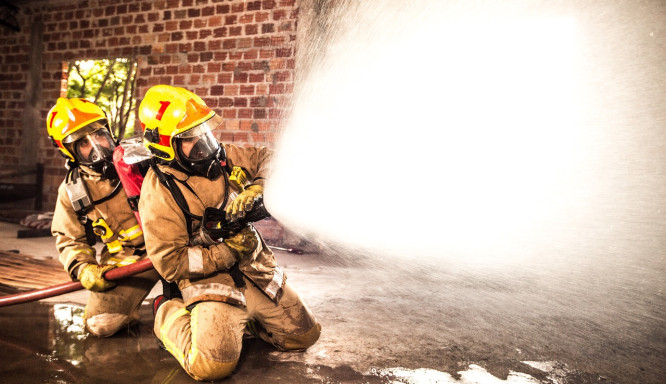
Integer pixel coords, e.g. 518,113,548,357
174,116,222,162
66,126,116,165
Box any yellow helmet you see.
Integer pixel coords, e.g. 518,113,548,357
46,98,108,162
138,85,216,161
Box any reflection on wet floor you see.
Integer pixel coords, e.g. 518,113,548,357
0,300,387,384
0,301,180,384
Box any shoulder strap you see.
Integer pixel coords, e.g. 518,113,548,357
92,180,122,206
150,160,201,236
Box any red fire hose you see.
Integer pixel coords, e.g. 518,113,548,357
0,258,154,308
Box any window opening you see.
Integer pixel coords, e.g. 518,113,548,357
65,58,138,140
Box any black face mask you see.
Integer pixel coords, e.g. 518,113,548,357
89,159,118,180
177,146,224,180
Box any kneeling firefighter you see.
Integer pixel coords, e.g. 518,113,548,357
138,85,320,381
47,98,160,337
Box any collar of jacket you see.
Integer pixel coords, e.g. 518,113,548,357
157,163,193,183
77,164,103,178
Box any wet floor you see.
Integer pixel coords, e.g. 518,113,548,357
0,243,664,384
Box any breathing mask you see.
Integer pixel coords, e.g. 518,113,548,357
63,122,118,179
174,116,225,180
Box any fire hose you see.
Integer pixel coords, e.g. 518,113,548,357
0,243,302,308
0,258,154,308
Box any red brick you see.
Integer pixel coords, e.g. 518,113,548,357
253,37,270,47
240,120,253,130
238,109,252,119
200,29,212,39
213,27,227,37
166,20,179,31
229,26,242,36
249,73,264,83
209,15,223,27
194,41,206,51
238,38,252,49
240,85,255,95
233,98,247,107
201,6,215,17
273,10,286,20
218,130,235,141
275,48,291,57
207,62,221,72
219,98,234,108
223,39,236,49
261,23,274,34
208,39,222,50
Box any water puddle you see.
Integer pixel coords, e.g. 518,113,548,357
370,362,575,384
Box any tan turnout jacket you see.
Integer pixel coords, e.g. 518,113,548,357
139,144,283,307
52,166,146,280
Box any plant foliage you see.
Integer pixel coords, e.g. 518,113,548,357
66,58,138,139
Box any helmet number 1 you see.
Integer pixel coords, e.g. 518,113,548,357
156,101,171,121
49,111,57,129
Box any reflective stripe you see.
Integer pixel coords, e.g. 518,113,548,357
71,248,94,257
264,265,284,299
119,224,142,241
106,240,123,254
188,247,204,277
160,307,190,367
188,305,200,366
181,283,246,306
104,256,139,267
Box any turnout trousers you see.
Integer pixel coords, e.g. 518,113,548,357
153,278,321,381
84,269,161,337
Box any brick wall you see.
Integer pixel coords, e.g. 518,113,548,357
0,0,299,213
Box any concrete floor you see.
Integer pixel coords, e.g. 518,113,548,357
0,220,664,383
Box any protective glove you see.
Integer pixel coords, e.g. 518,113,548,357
226,184,263,222
78,264,117,292
190,227,217,247
223,225,260,256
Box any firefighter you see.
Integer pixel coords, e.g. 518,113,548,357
47,98,160,337
137,85,320,381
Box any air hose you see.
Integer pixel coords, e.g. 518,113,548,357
0,258,154,308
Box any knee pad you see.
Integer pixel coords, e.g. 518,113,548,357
86,313,131,337
187,358,238,381
276,322,322,351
